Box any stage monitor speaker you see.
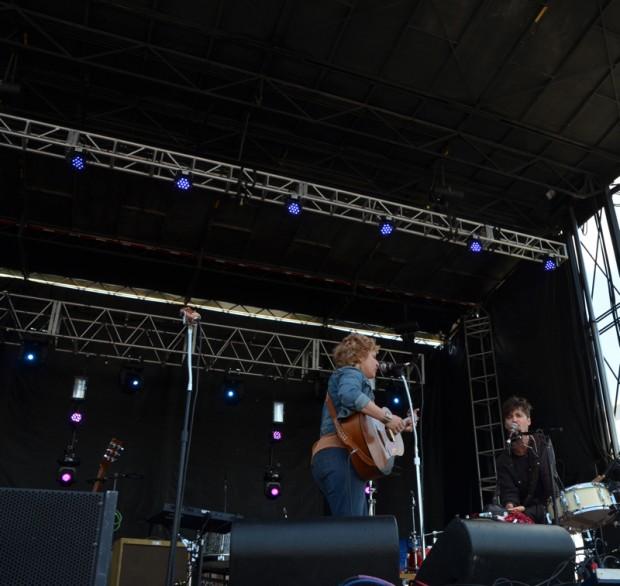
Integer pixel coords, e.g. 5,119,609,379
415,518,575,586
108,538,188,586
0,487,117,586
229,516,400,586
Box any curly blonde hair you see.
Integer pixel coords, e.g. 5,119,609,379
333,333,379,367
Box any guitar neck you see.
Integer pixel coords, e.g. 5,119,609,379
92,462,109,493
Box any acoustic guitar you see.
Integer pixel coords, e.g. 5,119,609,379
338,412,406,480
92,438,124,493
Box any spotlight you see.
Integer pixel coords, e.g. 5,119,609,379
467,235,483,254
273,401,285,424
57,466,76,486
379,217,395,237
174,171,192,191
69,409,84,425
222,378,242,405
72,376,88,400
542,256,557,272
19,341,44,366
386,387,405,415
285,195,302,216
57,446,80,487
67,148,86,172
264,469,281,500
120,365,144,393
271,428,283,442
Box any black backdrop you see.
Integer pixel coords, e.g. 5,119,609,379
0,259,609,540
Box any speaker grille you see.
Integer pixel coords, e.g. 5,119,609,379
0,488,111,586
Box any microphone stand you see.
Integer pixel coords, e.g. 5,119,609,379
543,431,561,525
165,306,201,586
400,369,427,563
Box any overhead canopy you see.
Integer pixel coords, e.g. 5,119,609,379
1,0,619,329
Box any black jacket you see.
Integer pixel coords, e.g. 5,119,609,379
496,432,553,523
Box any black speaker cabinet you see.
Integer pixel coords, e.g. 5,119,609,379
108,538,188,586
230,516,400,586
0,487,117,586
415,518,575,586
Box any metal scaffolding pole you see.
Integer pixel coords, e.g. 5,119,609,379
568,206,619,456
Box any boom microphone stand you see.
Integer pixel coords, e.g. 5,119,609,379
400,364,427,562
165,306,201,586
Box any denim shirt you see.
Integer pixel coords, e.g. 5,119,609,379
319,366,374,436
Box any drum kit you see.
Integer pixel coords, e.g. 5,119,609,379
548,481,618,533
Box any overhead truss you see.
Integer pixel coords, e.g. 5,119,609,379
0,0,610,205
0,113,568,263
0,290,415,383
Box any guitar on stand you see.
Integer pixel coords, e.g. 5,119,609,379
92,438,124,493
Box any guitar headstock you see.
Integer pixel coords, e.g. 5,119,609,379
103,438,124,463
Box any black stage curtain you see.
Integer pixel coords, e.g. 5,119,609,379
487,260,608,486
0,259,607,541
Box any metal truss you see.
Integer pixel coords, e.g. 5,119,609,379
0,1,609,203
0,290,415,383
462,310,505,509
0,266,448,345
581,191,620,421
0,113,568,263
568,201,619,456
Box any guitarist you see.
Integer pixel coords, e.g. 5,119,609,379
311,333,413,516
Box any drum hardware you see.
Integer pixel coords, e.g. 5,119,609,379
549,482,617,532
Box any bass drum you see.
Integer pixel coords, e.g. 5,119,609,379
548,482,616,531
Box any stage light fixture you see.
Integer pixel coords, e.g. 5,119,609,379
57,445,80,487
120,365,144,393
542,256,557,272
467,235,483,254
174,170,192,191
72,376,88,400
273,401,284,424
264,469,281,499
57,466,76,486
378,217,395,237
67,148,86,172
19,341,44,366
69,409,84,425
222,379,242,405
285,195,302,216
385,387,406,416
271,428,283,442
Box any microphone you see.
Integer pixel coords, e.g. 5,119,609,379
378,361,409,376
507,422,521,445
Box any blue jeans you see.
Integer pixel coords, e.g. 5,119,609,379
311,447,368,516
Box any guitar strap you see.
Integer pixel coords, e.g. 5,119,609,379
325,394,375,468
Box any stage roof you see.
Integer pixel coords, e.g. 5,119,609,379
1,0,620,333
